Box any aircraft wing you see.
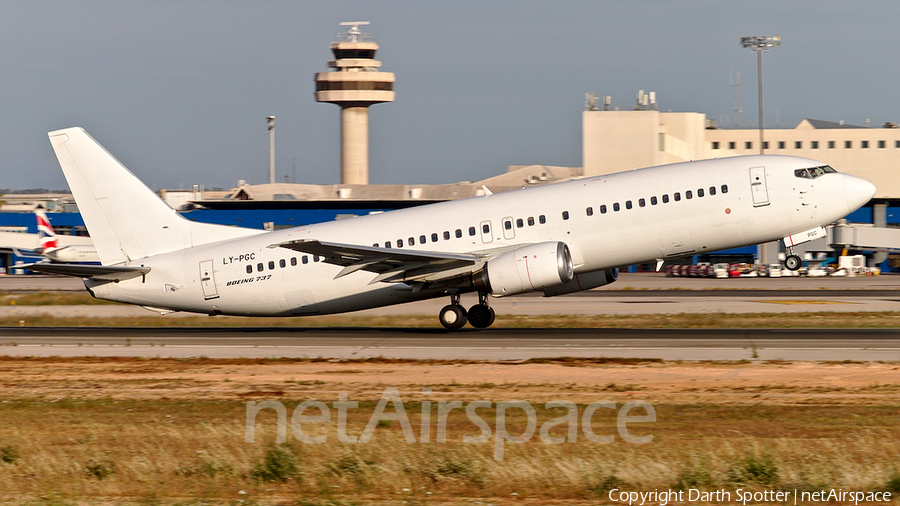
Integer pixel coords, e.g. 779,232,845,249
270,239,490,285
21,263,150,282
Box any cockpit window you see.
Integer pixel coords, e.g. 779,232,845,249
794,165,836,179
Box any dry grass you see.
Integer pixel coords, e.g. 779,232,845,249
0,358,896,504
0,291,118,306
0,399,898,504
4,311,900,329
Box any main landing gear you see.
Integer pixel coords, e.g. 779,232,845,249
438,291,496,330
784,248,802,271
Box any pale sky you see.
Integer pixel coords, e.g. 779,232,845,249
2,0,899,191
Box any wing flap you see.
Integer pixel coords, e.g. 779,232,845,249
22,263,150,281
271,239,484,284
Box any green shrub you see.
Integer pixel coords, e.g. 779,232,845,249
728,454,779,486
84,459,116,480
886,472,900,493
251,445,300,482
0,445,18,464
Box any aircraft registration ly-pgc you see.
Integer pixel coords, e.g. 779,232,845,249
26,127,875,329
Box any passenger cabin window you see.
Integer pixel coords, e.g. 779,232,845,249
613,202,620,212
302,256,309,264
314,255,320,262
662,194,669,203
698,188,704,197
482,224,490,234
600,205,607,214
504,220,512,230
246,265,253,274
397,239,403,248
586,207,593,216
674,192,681,202
257,263,263,272
539,215,546,224
431,233,438,242
562,211,569,220
650,196,658,205
516,218,524,228
443,231,451,240
639,198,646,207
685,190,692,200
268,261,275,270
279,259,286,268
408,237,415,246
721,185,729,194
528,217,535,226
709,186,716,196
384,242,391,248
291,258,297,266
455,229,462,238
625,200,632,210
419,235,426,244
468,226,476,236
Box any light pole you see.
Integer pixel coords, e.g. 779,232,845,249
740,35,781,154
267,116,275,184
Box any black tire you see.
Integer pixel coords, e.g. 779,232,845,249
439,304,467,330
467,304,495,329
785,255,802,271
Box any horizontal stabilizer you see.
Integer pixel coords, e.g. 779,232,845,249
22,263,150,282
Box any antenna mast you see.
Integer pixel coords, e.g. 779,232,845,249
732,70,742,128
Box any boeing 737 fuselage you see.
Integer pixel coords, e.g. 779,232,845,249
27,128,875,329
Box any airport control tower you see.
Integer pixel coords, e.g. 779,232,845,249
315,22,395,185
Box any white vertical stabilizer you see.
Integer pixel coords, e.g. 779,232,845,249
48,127,261,265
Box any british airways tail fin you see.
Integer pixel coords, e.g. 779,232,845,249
35,209,58,254
48,127,261,265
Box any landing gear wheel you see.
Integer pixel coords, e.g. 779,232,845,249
439,304,467,330
467,304,496,329
785,254,802,271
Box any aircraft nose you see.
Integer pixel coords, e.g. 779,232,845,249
843,174,876,212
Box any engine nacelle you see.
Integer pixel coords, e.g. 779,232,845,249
473,242,574,297
541,267,619,297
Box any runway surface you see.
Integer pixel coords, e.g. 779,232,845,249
2,273,898,361
1,326,899,361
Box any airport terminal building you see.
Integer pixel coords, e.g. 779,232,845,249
583,104,900,271
3,99,899,273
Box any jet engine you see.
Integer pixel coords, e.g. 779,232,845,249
472,242,574,297
541,267,618,297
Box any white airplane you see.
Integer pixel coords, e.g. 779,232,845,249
26,127,875,329
35,210,100,263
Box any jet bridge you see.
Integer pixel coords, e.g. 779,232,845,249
831,221,900,253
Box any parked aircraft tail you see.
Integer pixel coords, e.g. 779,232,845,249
47,127,261,265
35,209,58,254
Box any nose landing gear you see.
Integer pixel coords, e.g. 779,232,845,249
438,291,495,330
785,248,802,271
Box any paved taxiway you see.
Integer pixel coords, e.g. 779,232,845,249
1,273,897,361
1,327,898,362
